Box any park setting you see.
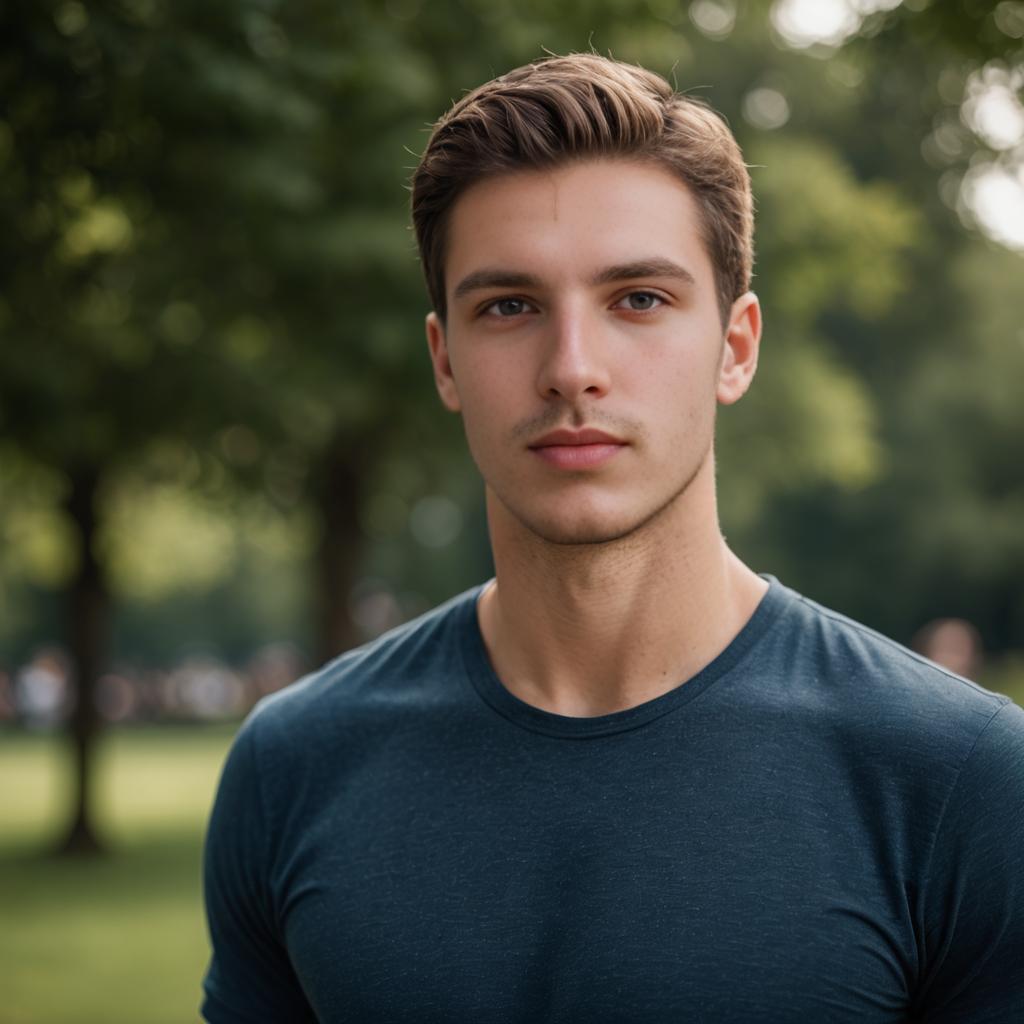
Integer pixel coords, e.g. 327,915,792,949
2,0,1024,1021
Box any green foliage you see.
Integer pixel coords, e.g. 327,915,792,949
753,138,920,321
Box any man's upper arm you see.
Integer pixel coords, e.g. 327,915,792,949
201,713,317,1023
915,699,1024,1022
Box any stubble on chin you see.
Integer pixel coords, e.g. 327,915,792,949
489,443,713,551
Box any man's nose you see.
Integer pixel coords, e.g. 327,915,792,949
534,303,611,402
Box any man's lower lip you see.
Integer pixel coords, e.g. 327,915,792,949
530,443,625,469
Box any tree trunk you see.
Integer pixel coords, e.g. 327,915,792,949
56,464,109,857
313,436,366,667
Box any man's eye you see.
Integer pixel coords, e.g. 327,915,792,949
617,292,663,312
485,297,531,317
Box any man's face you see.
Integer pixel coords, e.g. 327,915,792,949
426,159,760,546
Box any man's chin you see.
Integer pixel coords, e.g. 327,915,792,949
487,461,707,550
527,519,642,547
505,503,662,548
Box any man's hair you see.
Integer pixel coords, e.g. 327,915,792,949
410,53,753,325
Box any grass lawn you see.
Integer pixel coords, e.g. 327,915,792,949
0,724,237,1024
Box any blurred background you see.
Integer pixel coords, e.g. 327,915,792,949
2,0,1023,1020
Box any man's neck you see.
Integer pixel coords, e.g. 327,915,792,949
476,464,767,718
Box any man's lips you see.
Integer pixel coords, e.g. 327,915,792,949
529,428,626,447
528,428,627,469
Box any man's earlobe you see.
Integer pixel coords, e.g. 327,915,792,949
425,312,462,413
717,292,762,406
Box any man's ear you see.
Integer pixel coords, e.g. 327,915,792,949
426,311,461,413
717,292,762,406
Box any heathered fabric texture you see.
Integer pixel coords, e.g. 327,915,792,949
202,577,1024,1022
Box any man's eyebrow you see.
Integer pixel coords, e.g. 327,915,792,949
451,258,696,301
591,258,696,287
452,269,543,300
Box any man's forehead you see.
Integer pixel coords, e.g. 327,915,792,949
444,160,713,296
449,158,701,223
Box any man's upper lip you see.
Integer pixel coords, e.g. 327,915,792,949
529,428,626,447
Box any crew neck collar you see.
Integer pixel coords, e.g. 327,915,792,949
457,574,791,739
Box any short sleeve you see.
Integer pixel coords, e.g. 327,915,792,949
201,714,317,1023
915,699,1024,1022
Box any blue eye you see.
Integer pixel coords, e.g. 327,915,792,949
619,292,662,311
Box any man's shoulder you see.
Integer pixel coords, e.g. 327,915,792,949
771,579,1015,752
783,582,1002,697
242,583,483,749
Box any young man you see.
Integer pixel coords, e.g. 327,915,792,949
202,55,1024,1022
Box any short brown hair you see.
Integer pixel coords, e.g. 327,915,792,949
410,53,753,324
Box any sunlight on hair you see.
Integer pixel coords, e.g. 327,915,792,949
771,0,902,49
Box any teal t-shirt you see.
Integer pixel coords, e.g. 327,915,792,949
202,577,1024,1022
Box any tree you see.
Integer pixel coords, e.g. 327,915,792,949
0,0,340,851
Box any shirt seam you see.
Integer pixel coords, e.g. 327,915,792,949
917,699,1012,927
791,593,1004,702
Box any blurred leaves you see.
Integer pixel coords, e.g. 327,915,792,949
753,138,920,321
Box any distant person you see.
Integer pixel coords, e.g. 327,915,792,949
201,54,1024,1021
14,648,68,729
914,616,984,680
